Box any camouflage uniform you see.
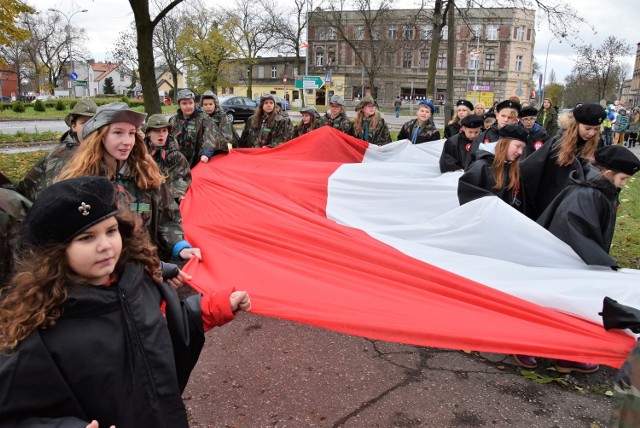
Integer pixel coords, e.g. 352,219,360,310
238,112,293,148
611,341,640,426
352,113,392,146
145,134,192,202
202,91,239,148
397,118,441,144
169,106,228,168
323,111,352,134
0,186,32,285
292,121,323,139
15,131,79,201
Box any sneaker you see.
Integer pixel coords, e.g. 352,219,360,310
513,354,537,369
555,360,599,374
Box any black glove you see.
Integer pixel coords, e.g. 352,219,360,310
160,261,180,281
599,297,640,333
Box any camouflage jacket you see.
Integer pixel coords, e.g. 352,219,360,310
323,111,352,134
15,131,79,201
291,121,323,139
612,340,640,427
397,118,441,144
145,135,192,202
238,113,293,148
0,188,32,285
352,114,392,146
169,107,228,168
113,163,186,260
208,110,238,148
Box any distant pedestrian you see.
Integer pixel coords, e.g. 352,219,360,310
628,108,640,148
613,108,629,146
473,102,486,117
536,98,558,137
394,96,402,118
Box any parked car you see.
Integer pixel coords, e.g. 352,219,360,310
253,95,289,111
218,95,257,123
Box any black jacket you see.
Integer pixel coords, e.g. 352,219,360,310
520,122,549,159
457,148,529,214
465,125,500,170
536,164,618,268
443,122,461,139
439,132,474,173
0,262,205,427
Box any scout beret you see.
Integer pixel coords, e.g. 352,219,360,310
595,145,640,175
456,99,474,111
329,95,345,106
24,176,119,245
498,123,529,143
519,106,538,118
573,103,606,126
483,112,496,119
495,99,521,114
177,89,195,102
355,95,376,112
82,102,147,139
65,99,98,127
418,100,435,114
460,114,484,129
143,114,171,133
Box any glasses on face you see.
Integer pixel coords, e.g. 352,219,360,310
520,117,535,122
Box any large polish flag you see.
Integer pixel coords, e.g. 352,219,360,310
181,126,639,368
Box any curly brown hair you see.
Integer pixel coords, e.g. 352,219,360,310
0,211,161,351
553,120,600,167
352,110,380,139
492,138,521,191
57,125,164,190
250,101,278,130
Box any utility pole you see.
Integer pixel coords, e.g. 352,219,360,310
49,8,88,98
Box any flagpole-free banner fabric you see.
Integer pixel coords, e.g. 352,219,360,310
182,127,638,368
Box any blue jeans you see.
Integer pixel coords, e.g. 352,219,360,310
603,128,613,145
395,107,400,117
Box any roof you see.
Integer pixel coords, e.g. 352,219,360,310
91,62,122,82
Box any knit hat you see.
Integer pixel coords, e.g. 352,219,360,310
495,99,521,114
23,176,118,245
456,99,474,111
498,123,529,143
460,114,484,129
573,103,606,126
355,95,375,112
65,99,98,127
519,106,538,118
82,102,147,140
177,89,195,102
595,145,640,175
143,114,172,133
418,100,435,114
329,95,345,106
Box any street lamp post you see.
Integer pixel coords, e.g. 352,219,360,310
48,8,88,98
540,35,561,108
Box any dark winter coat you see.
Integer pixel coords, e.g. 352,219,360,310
444,122,461,139
208,110,238,148
439,132,475,173
322,111,352,134
0,262,207,427
536,164,618,268
145,135,192,201
397,118,441,144
536,109,558,137
238,112,293,148
0,188,31,285
520,122,549,159
465,125,500,170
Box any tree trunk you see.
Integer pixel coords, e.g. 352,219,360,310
129,0,161,115
445,3,454,125
426,0,445,102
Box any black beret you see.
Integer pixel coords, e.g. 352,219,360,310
460,114,484,129
573,103,606,126
496,100,521,114
498,124,529,143
483,112,496,119
519,106,538,118
456,99,474,111
595,145,640,175
24,176,119,245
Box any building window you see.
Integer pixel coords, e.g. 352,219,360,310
419,51,429,67
271,66,277,78
403,51,413,68
371,28,379,40
355,26,364,40
388,25,396,39
441,25,448,40
515,55,523,72
316,28,326,40
471,24,482,39
119,72,125,81
327,48,336,66
386,51,395,66
258,66,265,79
328,27,336,40
421,24,432,40
437,52,447,69
468,54,479,70
515,26,525,41
485,53,496,71
487,25,498,40
316,48,324,66
403,24,414,40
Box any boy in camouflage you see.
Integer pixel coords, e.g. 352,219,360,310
323,95,352,134
0,173,31,286
169,89,228,168
15,99,97,201
143,114,192,203
238,94,293,148
200,90,238,148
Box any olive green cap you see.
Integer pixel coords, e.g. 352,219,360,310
143,114,172,133
64,99,98,127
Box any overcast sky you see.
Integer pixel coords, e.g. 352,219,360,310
27,0,638,85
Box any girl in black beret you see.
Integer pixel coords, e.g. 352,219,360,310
520,103,606,220
0,176,251,427
444,99,474,139
457,124,531,215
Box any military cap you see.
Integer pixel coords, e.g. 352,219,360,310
418,100,435,114
82,102,147,139
201,90,219,102
65,99,98,127
24,176,118,245
329,95,345,106
456,99,474,111
355,95,376,112
595,145,640,175
483,112,496,119
460,114,484,129
143,114,172,133
300,106,320,117
177,89,195,102
498,123,529,143
519,106,538,118
572,103,606,126
495,99,521,114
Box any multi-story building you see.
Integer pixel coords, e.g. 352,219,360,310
307,6,536,107
629,43,640,108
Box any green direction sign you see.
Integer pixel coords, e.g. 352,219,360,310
295,75,324,89
73,80,88,87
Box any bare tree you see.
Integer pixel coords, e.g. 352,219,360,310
109,28,139,88
153,1,183,100
0,38,31,95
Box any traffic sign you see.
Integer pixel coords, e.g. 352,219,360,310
295,75,325,89
70,72,78,81
73,80,88,87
